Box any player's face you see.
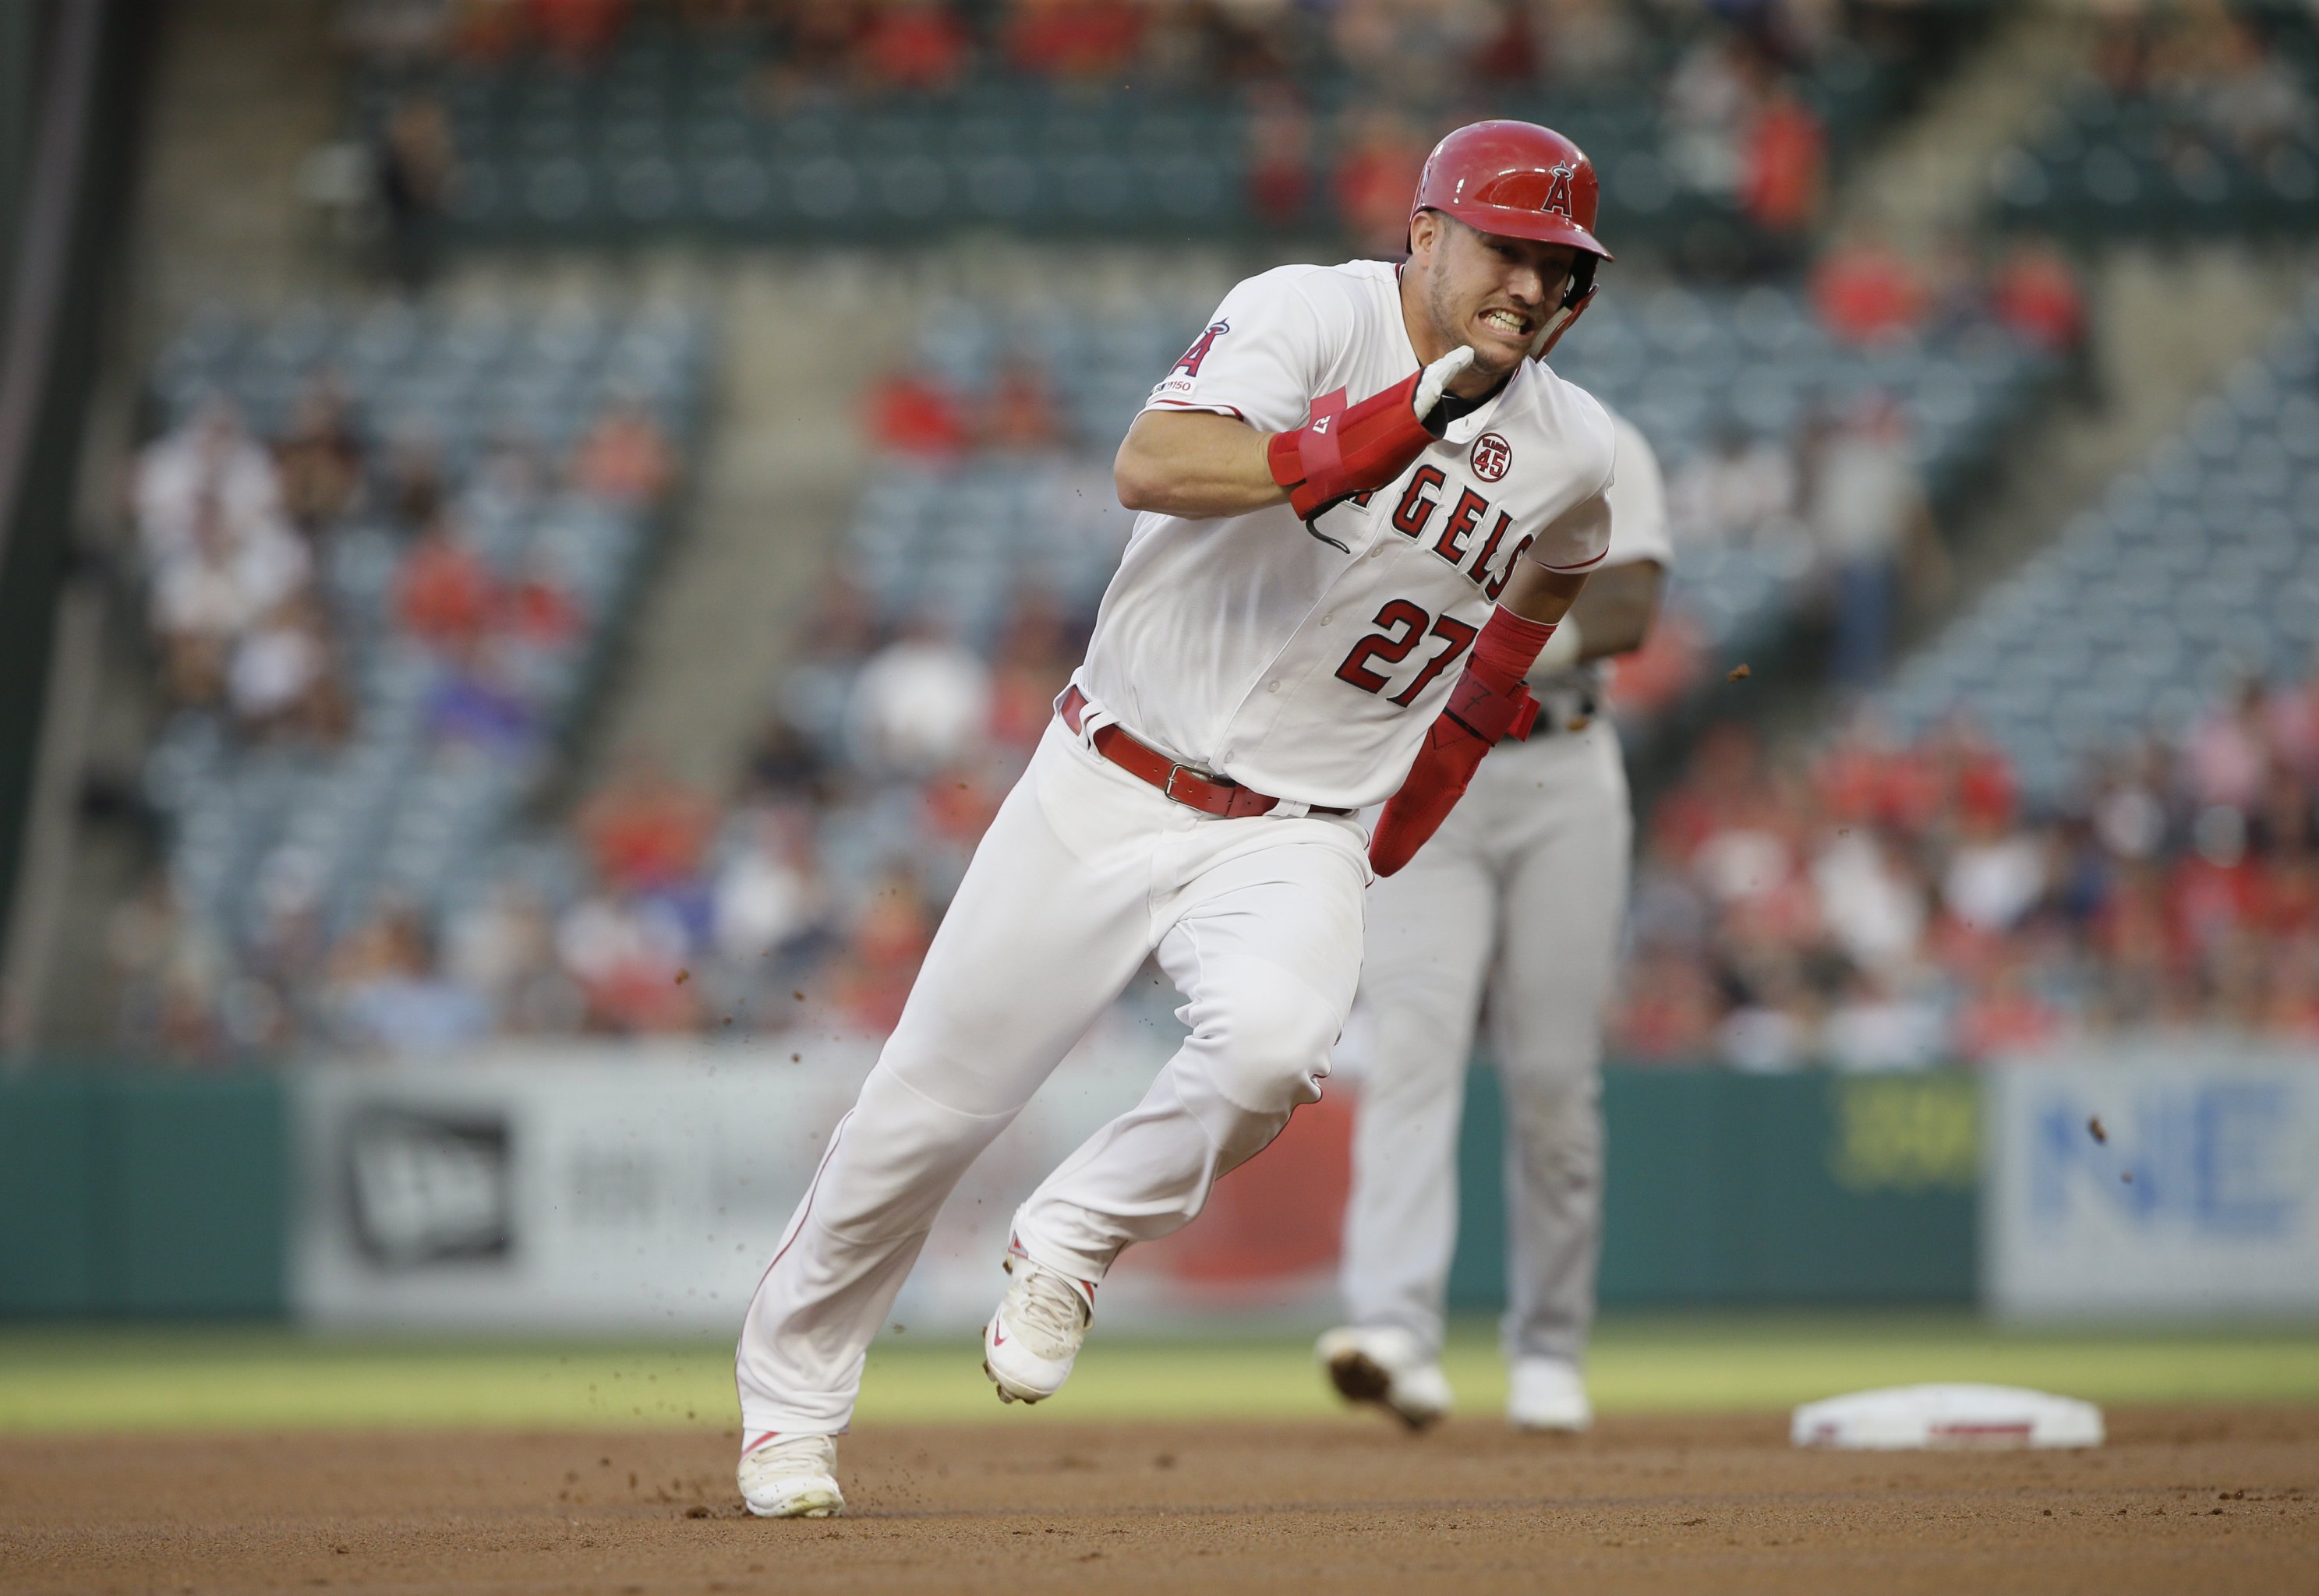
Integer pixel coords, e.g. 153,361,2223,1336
1416,214,1577,379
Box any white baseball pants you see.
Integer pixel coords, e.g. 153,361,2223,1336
737,716,1370,1435
1338,718,1631,1367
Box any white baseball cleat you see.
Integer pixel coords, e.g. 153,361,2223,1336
1507,1357,1593,1433
1315,1325,1453,1431
982,1253,1094,1405
737,1432,844,1519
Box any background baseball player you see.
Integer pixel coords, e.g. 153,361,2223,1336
734,121,1620,1518
1320,408,1670,1432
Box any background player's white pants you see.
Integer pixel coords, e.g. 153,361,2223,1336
1339,719,1631,1368
737,719,1369,1436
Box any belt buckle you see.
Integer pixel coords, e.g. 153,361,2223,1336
1163,764,1192,803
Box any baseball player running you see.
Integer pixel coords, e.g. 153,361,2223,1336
736,121,1619,1518
1318,409,1670,1434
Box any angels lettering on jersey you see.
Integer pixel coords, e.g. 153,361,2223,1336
1076,258,1614,811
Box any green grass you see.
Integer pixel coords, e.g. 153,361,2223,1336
2,1315,2315,1435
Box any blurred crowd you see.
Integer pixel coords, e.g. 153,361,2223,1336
2091,0,2314,166
343,0,1879,90
111,573,1087,1057
130,387,671,748
113,377,684,1057
342,0,1915,255
1614,673,2319,1068
115,220,2086,1061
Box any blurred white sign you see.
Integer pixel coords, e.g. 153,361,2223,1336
289,1033,1172,1333
1985,1043,2319,1319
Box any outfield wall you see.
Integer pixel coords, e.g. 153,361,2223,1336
5,1045,2314,1325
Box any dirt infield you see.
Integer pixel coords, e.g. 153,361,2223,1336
3,1407,2314,1595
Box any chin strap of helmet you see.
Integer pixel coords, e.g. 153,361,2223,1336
1529,254,1600,362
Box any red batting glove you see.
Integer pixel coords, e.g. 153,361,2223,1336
1369,609,1557,876
1267,346,1475,526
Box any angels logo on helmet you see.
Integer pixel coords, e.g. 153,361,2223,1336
1540,164,1576,219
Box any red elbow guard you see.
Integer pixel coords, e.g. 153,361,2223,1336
1267,370,1440,524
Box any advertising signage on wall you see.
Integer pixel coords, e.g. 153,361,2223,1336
288,1031,1352,1333
1984,1043,2319,1320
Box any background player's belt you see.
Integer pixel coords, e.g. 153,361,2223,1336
1058,687,1349,820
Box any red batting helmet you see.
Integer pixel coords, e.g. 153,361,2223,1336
1410,121,1611,359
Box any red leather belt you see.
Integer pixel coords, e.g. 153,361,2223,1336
1058,687,1348,819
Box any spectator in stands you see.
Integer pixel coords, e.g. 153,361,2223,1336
395,517,497,651
1133,0,1228,88
985,589,1078,752
867,369,969,462
576,747,717,895
1244,86,1314,229
1810,227,1928,345
497,546,586,648
1667,421,1798,545
1333,109,1428,258
133,396,285,570
856,0,974,93
326,906,491,1053
1545,0,1644,82
780,574,882,765
528,0,632,63
384,432,450,538
1614,668,2319,1063
1663,29,1759,203
1196,0,1299,87
713,802,831,976
1991,236,2087,355
827,865,933,1035
979,359,1066,453
447,0,532,62
1939,767,2045,938
555,882,702,1033
1331,0,1495,108
340,0,459,66
150,487,313,709
1805,391,1938,688
1004,0,1145,83
571,396,677,507
760,1,865,107
2169,16,2311,164
423,640,540,755
1471,0,1544,83
1741,75,1824,257
2189,677,2280,814
373,94,457,291
744,716,831,805
446,882,571,1034
274,379,368,538
847,613,992,776
1822,963,1945,1073
229,594,351,743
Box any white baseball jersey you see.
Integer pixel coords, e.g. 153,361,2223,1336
1073,260,1617,812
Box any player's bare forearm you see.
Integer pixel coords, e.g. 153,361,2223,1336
1496,562,1589,626
1565,559,1665,659
1114,410,1289,518
1494,487,1610,624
